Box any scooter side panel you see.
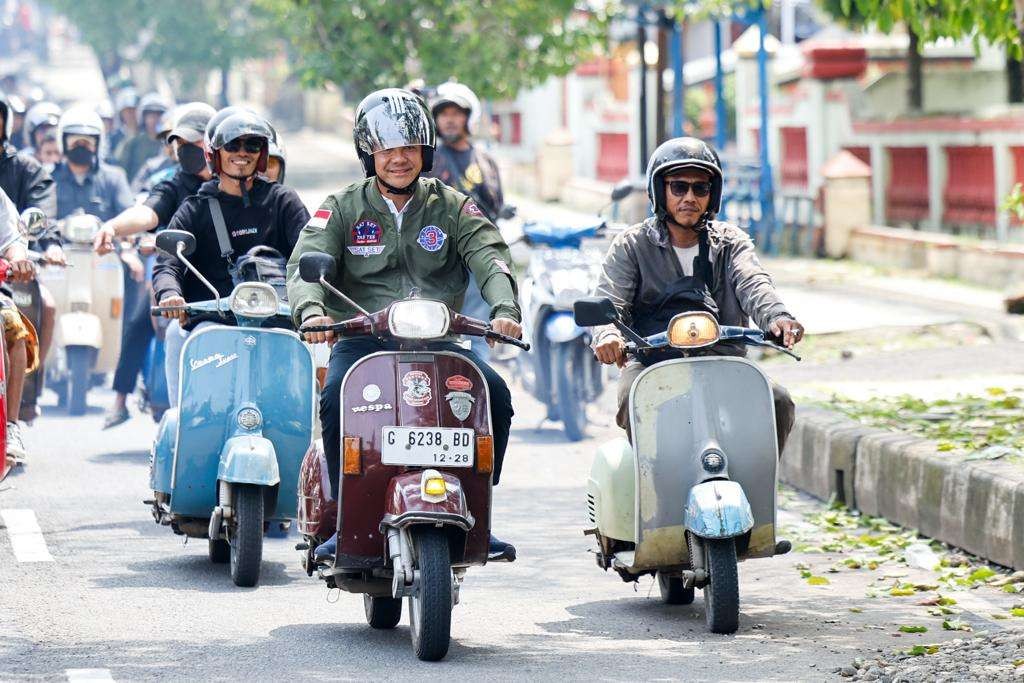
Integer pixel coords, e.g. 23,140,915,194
629,357,777,569
170,327,314,519
150,408,179,494
338,352,492,568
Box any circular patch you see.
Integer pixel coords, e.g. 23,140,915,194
362,384,381,402
416,225,447,252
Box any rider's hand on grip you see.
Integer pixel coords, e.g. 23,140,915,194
94,224,116,255
157,295,188,323
594,335,626,368
768,317,804,349
300,315,336,344
487,317,522,348
7,258,35,283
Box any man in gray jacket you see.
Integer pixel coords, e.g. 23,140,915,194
592,137,802,453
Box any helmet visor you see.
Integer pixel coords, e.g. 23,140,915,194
355,98,434,155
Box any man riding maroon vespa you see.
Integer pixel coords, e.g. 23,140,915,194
286,88,523,563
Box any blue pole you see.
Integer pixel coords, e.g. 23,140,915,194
713,19,727,150
756,4,776,253
671,18,684,137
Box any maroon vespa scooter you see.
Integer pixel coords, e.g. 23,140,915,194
294,252,528,662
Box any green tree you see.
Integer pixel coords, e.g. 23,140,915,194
259,0,608,100
44,0,274,100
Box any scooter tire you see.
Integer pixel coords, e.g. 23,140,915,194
66,346,91,416
703,538,739,634
229,485,264,587
364,594,402,630
408,527,452,662
555,342,587,442
657,571,695,605
208,538,230,564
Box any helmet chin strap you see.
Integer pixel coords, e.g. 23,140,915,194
224,171,255,207
661,209,712,233
378,175,418,195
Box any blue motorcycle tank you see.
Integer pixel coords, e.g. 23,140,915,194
168,326,314,519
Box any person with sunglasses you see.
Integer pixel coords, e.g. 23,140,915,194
152,111,309,406
591,136,802,454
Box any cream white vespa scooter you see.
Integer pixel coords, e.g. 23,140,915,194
573,297,798,634
38,212,123,414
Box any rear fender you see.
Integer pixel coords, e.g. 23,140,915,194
58,312,102,349
149,408,178,494
381,470,474,531
217,435,280,487
544,311,586,343
685,480,754,539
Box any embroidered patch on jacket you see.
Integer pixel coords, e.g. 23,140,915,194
416,225,446,252
462,201,483,217
348,219,385,256
306,208,332,230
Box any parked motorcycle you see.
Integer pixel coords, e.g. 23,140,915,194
147,230,314,587
294,252,529,661
38,212,123,415
573,296,798,634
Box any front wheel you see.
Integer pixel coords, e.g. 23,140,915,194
703,538,739,634
364,594,402,629
555,341,587,442
408,527,452,661
229,485,264,587
66,345,92,416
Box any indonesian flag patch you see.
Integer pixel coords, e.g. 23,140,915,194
306,208,332,231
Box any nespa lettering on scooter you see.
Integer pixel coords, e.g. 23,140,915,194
189,352,239,371
351,403,393,413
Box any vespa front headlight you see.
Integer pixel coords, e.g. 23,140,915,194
230,282,278,319
388,300,451,339
64,215,100,244
667,312,721,348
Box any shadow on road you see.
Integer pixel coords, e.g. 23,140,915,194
88,449,151,464
90,556,294,592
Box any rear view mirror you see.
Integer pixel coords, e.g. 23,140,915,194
18,208,47,238
298,252,336,283
610,180,637,203
498,204,517,220
155,229,196,258
573,297,617,326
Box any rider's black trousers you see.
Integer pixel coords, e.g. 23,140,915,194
112,269,155,396
320,337,514,500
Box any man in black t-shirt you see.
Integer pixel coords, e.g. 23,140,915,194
152,112,309,406
93,102,217,427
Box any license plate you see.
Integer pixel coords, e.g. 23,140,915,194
381,427,475,468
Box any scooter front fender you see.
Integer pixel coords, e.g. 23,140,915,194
544,311,586,343
685,480,754,539
381,470,474,531
58,312,102,349
217,435,280,487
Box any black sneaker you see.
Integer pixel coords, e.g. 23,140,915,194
488,534,516,562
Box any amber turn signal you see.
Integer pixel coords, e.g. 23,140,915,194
667,311,720,348
110,297,123,319
476,435,493,474
342,436,361,475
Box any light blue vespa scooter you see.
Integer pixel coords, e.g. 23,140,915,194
573,297,799,634
146,230,314,587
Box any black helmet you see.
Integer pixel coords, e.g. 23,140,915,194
646,137,724,225
0,91,13,143
167,101,216,145
204,105,250,150
353,88,435,177
207,111,272,176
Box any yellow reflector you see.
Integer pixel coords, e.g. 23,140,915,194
110,297,122,319
476,435,494,474
667,312,720,348
342,436,361,475
423,477,447,497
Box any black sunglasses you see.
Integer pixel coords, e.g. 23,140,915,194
666,180,713,198
222,137,265,154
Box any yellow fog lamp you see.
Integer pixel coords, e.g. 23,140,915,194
667,312,721,349
420,469,448,503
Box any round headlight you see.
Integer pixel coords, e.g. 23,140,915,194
701,450,726,474
237,407,262,430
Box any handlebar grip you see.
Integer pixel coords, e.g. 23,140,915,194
299,325,336,333
150,305,188,316
485,330,530,351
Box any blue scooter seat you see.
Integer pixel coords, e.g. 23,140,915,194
522,217,604,248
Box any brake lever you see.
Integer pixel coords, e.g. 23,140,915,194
762,340,801,361
485,330,530,351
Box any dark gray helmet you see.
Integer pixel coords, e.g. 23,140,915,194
267,133,286,183
646,137,724,222
167,101,216,145
204,105,251,149
353,88,435,177
208,111,272,175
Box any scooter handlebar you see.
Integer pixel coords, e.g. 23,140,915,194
150,305,189,317
485,330,530,351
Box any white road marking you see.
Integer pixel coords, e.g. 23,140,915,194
1,509,54,562
66,669,114,682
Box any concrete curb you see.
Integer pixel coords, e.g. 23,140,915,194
780,407,1024,570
